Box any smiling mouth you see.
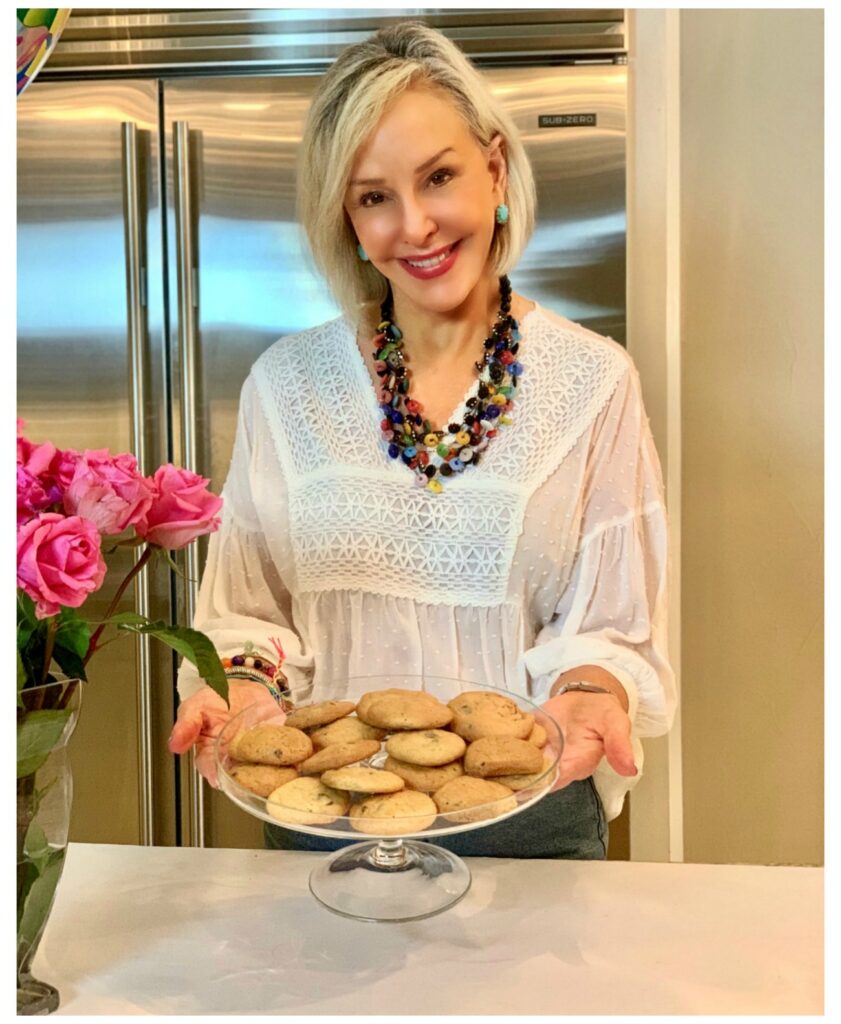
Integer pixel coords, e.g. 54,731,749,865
402,241,460,269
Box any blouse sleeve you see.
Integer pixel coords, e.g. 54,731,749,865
176,375,314,701
519,361,677,810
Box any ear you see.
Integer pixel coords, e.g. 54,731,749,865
486,133,509,201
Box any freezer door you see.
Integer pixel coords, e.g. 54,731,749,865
485,64,627,343
17,80,177,845
162,65,625,848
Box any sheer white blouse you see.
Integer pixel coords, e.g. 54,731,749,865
177,303,677,821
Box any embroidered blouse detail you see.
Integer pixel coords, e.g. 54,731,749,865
252,308,629,607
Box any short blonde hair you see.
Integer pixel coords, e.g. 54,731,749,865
297,21,537,326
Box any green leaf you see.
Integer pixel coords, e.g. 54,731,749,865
55,607,91,659
16,591,40,652
32,776,57,818
163,628,228,704
18,646,43,693
16,590,38,628
118,621,229,705
17,849,66,952
17,710,71,778
17,592,52,688
17,859,40,934
17,617,37,651
17,651,26,708
51,644,87,683
23,822,50,873
97,611,150,627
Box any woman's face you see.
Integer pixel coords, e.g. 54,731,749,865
344,85,507,317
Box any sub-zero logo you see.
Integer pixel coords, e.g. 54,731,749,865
538,113,597,128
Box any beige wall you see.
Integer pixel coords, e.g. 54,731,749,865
679,9,823,865
626,9,684,862
629,9,823,865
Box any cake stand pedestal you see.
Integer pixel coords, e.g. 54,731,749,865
216,674,562,923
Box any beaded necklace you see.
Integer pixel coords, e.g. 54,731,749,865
373,275,523,493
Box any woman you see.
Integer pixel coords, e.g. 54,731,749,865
169,22,676,859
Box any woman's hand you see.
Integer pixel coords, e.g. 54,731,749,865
542,692,637,792
168,679,284,788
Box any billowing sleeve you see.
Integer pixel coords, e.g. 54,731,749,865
519,360,677,814
176,374,314,701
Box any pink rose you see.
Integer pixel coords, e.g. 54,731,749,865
19,438,57,475
17,433,81,503
64,449,154,535
136,465,223,550
51,448,82,491
17,513,107,619
17,465,51,524
16,419,27,460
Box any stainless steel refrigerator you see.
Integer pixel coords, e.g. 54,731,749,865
17,9,627,850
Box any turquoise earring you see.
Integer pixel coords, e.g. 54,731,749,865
357,243,369,262
495,203,509,225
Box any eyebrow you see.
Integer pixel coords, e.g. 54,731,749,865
348,147,456,187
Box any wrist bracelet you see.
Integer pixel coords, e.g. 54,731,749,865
224,671,294,713
550,681,614,699
222,653,293,711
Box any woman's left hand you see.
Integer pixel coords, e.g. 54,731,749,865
541,692,638,791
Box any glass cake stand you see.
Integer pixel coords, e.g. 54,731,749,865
215,675,562,923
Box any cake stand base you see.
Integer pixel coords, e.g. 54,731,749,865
308,838,471,922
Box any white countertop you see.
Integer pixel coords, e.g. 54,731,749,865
35,842,822,1015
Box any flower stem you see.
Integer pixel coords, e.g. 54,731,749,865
84,545,154,665
56,678,79,711
40,619,59,687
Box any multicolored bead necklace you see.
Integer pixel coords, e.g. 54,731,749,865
374,275,523,493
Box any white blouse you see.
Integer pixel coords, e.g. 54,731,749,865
177,303,677,822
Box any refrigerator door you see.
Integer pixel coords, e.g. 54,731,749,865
163,75,336,849
17,80,177,845
162,64,625,848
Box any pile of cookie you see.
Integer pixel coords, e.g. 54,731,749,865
226,688,555,836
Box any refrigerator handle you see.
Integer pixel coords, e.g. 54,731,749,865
120,122,155,848
172,120,206,848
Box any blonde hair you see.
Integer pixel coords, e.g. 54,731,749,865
297,21,537,326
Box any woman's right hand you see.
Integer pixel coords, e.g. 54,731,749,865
168,678,284,787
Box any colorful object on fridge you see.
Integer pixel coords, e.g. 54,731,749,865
17,8,71,96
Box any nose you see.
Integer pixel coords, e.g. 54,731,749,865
400,193,438,248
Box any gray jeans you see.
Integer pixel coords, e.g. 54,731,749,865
264,777,608,860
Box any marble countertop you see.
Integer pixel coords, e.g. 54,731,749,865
34,842,823,1015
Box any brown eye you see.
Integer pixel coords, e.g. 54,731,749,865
429,168,454,187
360,191,385,208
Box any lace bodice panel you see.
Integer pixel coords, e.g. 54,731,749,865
251,305,631,610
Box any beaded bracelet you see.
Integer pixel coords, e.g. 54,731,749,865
222,653,293,711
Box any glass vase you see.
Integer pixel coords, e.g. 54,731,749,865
17,678,81,1016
